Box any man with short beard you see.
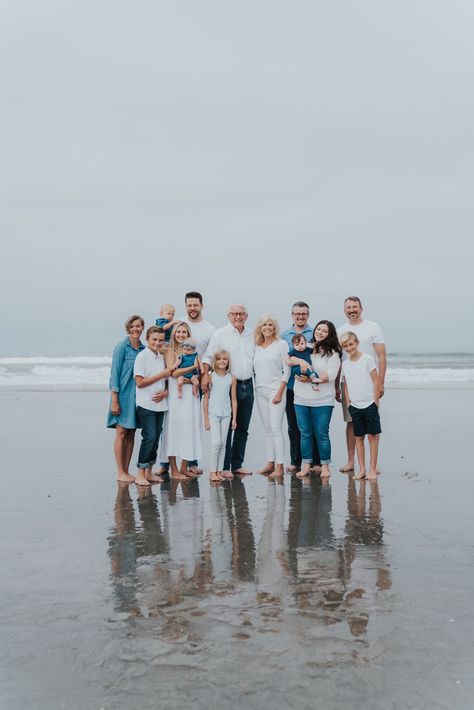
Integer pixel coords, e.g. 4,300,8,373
337,296,387,473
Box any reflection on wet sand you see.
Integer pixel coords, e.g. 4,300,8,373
107,474,392,665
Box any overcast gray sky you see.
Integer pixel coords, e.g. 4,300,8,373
1,0,473,355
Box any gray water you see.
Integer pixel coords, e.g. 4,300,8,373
1,389,473,709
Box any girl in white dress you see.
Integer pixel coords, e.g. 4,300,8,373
253,315,290,478
203,350,237,483
161,322,203,480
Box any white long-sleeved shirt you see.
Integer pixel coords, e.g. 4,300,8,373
253,339,290,392
293,351,341,407
203,323,255,380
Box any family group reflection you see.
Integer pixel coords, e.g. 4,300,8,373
108,475,391,642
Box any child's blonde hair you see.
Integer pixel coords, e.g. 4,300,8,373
339,331,359,347
160,303,175,316
211,349,231,373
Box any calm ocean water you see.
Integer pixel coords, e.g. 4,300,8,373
0,353,473,388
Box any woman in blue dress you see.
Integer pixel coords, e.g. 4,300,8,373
107,315,145,483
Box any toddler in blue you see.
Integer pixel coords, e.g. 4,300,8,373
155,304,177,342
174,338,202,398
287,334,320,391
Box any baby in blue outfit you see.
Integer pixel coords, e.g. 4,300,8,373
155,304,177,343
174,339,201,398
287,334,320,391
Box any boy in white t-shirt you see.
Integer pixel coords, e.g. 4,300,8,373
340,332,381,481
133,326,171,487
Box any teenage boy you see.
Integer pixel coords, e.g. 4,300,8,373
340,331,381,481
133,326,170,487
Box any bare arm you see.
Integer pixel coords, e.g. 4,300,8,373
343,379,350,406
272,380,287,405
370,368,382,406
374,343,387,397
203,391,210,429
134,368,171,388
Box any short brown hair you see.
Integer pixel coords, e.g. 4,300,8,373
344,296,362,307
146,326,164,340
125,315,144,332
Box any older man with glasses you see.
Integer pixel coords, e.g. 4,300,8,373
202,304,255,476
281,302,321,474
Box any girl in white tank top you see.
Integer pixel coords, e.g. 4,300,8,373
203,350,237,482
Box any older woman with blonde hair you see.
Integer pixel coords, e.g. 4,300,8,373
253,315,290,478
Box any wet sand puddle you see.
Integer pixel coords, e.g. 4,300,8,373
104,474,394,706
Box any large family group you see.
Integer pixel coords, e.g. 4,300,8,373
107,293,387,486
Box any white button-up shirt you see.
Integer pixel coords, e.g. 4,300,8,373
203,323,255,380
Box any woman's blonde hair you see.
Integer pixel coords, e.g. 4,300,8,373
169,321,192,353
254,315,279,346
211,349,231,373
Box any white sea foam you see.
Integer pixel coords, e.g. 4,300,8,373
0,355,473,389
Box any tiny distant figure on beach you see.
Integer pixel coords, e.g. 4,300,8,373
340,331,382,481
155,304,178,343
172,338,202,398
203,350,237,483
286,333,321,391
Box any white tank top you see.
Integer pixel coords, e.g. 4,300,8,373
209,372,232,417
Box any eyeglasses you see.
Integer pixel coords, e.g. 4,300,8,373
229,312,246,317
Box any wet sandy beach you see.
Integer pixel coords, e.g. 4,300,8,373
1,388,473,709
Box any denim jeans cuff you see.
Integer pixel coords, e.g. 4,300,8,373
320,459,331,464
137,459,156,469
301,458,312,465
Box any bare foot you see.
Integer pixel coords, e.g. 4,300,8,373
183,468,198,479
367,471,378,480
257,463,274,475
209,471,220,483
320,464,331,478
154,466,169,476
171,470,187,480
296,464,311,479
188,465,203,475
339,462,355,473
269,470,283,479
310,464,322,474
117,473,135,484
135,474,151,487
233,468,253,476
286,464,300,474
353,471,366,480
219,470,234,480
146,474,164,484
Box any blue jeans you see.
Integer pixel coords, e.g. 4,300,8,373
136,407,165,469
294,405,333,464
224,379,254,471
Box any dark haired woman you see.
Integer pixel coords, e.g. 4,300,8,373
288,320,342,479
107,315,145,483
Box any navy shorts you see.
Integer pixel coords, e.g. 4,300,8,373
348,402,381,437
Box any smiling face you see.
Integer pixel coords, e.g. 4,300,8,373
292,305,309,330
342,336,359,357
185,297,202,321
148,332,165,353
228,304,248,332
344,298,363,323
215,353,229,371
314,322,329,342
127,319,144,340
174,324,191,345
261,319,276,339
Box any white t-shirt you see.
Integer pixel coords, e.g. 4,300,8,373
293,351,341,407
133,348,168,412
253,339,290,392
342,353,376,409
337,319,384,364
180,317,216,358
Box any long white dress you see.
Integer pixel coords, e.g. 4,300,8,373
161,376,203,461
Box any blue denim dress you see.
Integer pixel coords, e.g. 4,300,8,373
106,337,145,430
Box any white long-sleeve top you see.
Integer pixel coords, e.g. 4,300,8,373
203,323,255,380
293,351,341,407
253,339,290,393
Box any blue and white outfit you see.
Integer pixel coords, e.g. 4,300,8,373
107,337,145,430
